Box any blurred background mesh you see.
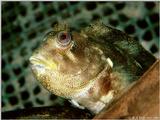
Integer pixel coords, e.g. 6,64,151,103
2,1,159,112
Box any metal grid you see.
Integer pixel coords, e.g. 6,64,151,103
2,1,159,112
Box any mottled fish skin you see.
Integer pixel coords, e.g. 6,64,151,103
29,22,156,114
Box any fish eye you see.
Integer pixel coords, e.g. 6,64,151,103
57,31,71,47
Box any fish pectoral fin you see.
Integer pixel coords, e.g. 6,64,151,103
69,99,85,109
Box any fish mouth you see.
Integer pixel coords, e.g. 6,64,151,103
29,56,41,65
29,53,89,76
29,55,58,71
29,55,44,67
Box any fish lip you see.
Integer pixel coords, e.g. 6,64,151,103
29,55,47,75
29,54,45,64
29,56,39,65
29,55,45,68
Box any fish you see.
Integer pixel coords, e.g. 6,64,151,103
29,21,156,114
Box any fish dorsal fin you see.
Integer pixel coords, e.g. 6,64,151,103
82,21,112,37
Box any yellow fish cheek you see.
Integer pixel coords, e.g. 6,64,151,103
45,59,57,70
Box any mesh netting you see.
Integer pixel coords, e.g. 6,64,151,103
2,1,159,112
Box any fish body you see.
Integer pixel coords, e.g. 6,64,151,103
29,22,155,114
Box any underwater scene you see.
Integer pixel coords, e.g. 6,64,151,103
2,1,159,119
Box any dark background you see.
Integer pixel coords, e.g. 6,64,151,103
2,1,159,112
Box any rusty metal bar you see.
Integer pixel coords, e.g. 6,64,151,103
94,60,160,119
